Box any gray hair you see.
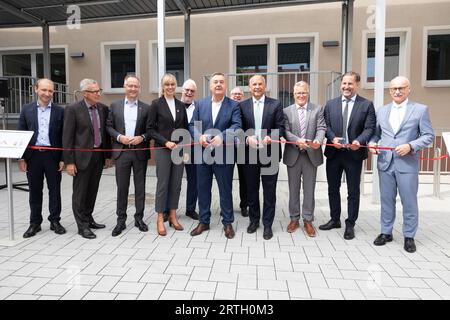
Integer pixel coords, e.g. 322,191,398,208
182,79,197,90
79,78,98,91
293,81,310,91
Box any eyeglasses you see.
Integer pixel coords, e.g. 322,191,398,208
84,89,103,94
295,92,309,96
183,88,196,93
389,86,408,92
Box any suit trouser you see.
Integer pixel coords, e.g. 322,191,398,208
286,152,317,222
197,163,234,226
326,150,363,227
237,163,248,209
26,151,62,225
244,163,278,228
115,151,148,224
72,152,103,230
379,161,419,238
154,149,184,213
185,163,198,212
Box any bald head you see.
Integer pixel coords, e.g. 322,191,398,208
389,76,411,104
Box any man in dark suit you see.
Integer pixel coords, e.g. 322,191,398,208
17,78,66,238
319,71,376,240
230,86,249,218
189,72,242,239
63,78,112,239
239,75,284,240
106,75,151,237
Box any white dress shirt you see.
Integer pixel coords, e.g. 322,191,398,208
124,99,138,137
211,97,224,125
389,98,408,134
166,97,176,121
186,102,195,123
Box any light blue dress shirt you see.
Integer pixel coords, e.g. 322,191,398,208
36,102,52,146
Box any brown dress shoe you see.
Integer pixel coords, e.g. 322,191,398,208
304,221,316,237
223,224,235,239
287,221,300,233
190,223,210,236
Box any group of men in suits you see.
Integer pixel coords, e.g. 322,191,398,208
18,71,434,252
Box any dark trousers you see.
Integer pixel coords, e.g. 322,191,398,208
115,151,148,224
197,163,234,226
185,163,197,212
26,151,62,225
326,150,363,227
237,163,248,209
244,164,278,228
72,152,103,230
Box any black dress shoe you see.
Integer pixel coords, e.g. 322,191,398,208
247,222,259,234
163,210,169,222
319,219,341,230
78,228,96,239
373,233,393,246
190,223,210,236
344,226,355,240
223,224,235,239
404,237,416,253
185,210,199,220
135,219,148,232
89,221,105,229
263,227,273,240
23,224,41,238
112,224,126,237
241,207,249,217
50,221,66,235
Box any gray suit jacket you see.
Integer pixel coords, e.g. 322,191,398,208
283,102,326,167
106,99,151,161
370,100,434,173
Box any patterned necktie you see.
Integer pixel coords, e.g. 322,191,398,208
342,99,349,144
299,106,306,138
90,105,101,147
254,100,263,140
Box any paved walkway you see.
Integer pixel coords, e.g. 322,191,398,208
0,165,449,300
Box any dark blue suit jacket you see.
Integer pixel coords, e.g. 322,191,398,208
17,101,64,162
189,96,241,164
239,96,285,162
324,95,376,161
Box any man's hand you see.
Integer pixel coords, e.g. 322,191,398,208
165,141,177,150
262,136,272,145
66,164,77,176
297,138,308,149
332,137,343,149
395,143,411,156
58,161,65,172
199,135,210,148
210,135,222,146
119,135,132,145
18,160,27,172
310,139,321,150
368,142,379,154
104,158,113,169
129,135,144,145
350,140,361,151
247,136,259,148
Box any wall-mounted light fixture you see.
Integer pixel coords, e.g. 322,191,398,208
322,41,339,47
70,52,84,58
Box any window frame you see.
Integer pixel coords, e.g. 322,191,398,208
361,28,411,89
101,41,139,94
149,39,184,94
422,25,450,87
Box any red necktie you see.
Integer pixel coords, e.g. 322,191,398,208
90,105,101,147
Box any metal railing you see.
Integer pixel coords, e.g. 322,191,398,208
203,71,342,106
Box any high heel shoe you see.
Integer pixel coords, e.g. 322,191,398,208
168,212,184,231
156,213,167,236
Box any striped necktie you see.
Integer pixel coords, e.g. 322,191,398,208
299,106,306,138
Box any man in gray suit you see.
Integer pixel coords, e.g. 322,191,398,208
283,81,326,237
106,75,151,237
369,76,434,253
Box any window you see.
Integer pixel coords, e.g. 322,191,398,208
366,37,400,83
36,52,66,84
361,29,410,88
101,41,139,93
236,44,267,86
166,47,184,85
2,54,32,76
427,34,450,81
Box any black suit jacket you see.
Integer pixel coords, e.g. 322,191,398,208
239,96,285,162
17,101,64,163
106,99,151,160
62,99,111,170
147,96,188,147
324,95,376,161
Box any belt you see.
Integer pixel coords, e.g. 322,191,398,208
36,146,50,152
125,145,136,149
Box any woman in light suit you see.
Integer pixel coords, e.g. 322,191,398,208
148,73,188,236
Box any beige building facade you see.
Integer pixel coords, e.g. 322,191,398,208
0,0,449,128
